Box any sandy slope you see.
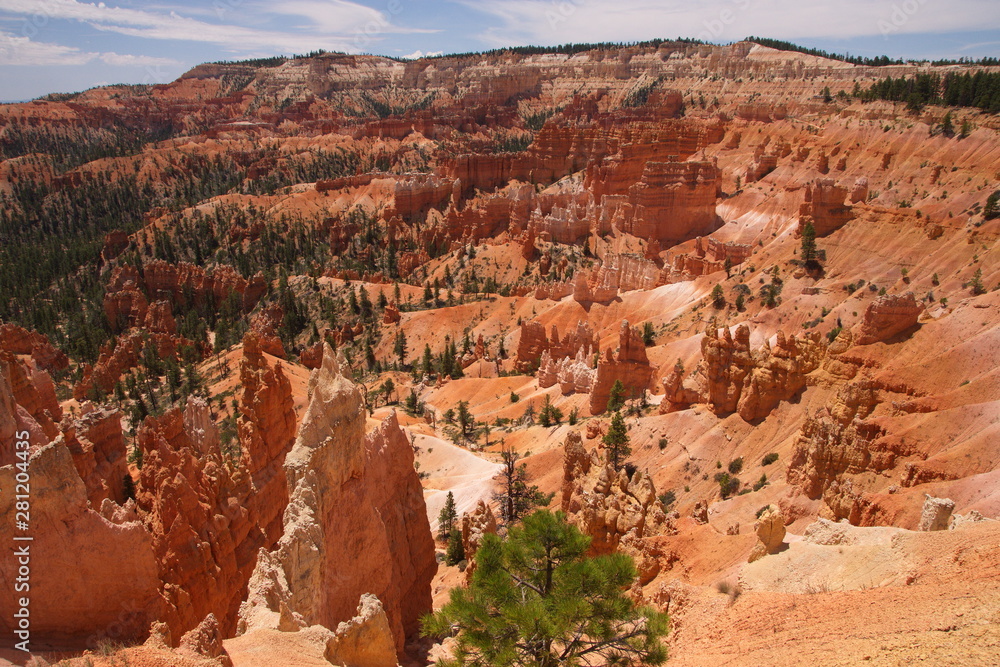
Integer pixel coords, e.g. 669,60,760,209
666,522,1000,666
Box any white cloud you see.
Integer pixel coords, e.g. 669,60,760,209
0,0,431,54
0,30,179,67
0,30,93,65
957,40,1000,52
460,0,1000,48
98,52,179,66
267,0,397,34
401,49,443,59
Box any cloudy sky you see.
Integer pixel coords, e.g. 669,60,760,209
0,0,998,101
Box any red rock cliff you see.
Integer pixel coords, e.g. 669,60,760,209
0,361,161,647
237,345,436,657
589,320,654,414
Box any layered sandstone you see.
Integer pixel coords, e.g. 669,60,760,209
918,495,955,532
660,359,702,413
61,405,129,506
136,399,262,637
583,253,663,298
326,595,399,667
561,431,670,583
460,500,498,580
0,361,161,647
383,302,401,324
2,352,61,439
854,292,923,345
101,229,131,261
661,236,753,283
515,319,598,374
737,331,826,422
589,320,654,414
798,179,853,236
104,281,150,332
146,300,178,335
74,332,142,400
663,325,825,422
74,330,198,401
537,347,596,395
237,345,435,656
747,505,787,563
0,441,162,647
736,102,786,122
619,159,721,243
247,304,287,359
299,340,325,369
785,379,889,522
745,150,778,182
237,331,296,544
850,176,869,203
125,335,295,640
105,261,266,322
0,322,69,371
699,324,755,415
178,614,233,667
572,261,622,304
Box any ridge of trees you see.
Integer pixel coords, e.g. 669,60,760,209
746,36,998,68
858,71,1000,113
745,36,903,66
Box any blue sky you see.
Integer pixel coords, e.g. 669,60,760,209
0,0,998,102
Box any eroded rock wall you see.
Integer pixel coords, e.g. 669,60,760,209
238,345,435,656
560,431,670,583
589,321,654,414
0,361,161,647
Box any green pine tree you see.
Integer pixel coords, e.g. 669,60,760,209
800,220,817,265
456,400,474,441
445,528,465,566
939,111,954,136
642,321,656,346
404,389,421,416
438,491,458,540
538,394,563,427
380,378,395,405
393,329,407,367
493,444,547,526
711,283,726,309
421,343,434,377
607,379,626,412
603,410,631,471
422,510,669,667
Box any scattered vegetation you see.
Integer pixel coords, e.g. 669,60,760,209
715,472,741,499
607,379,627,412
493,444,549,527
602,411,632,472
538,394,564,427
445,528,465,566
746,36,904,67
422,510,669,666
800,220,820,271
642,321,656,346
711,283,726,309
437,491,458,540
985,190,1000,220
728,457,744,475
